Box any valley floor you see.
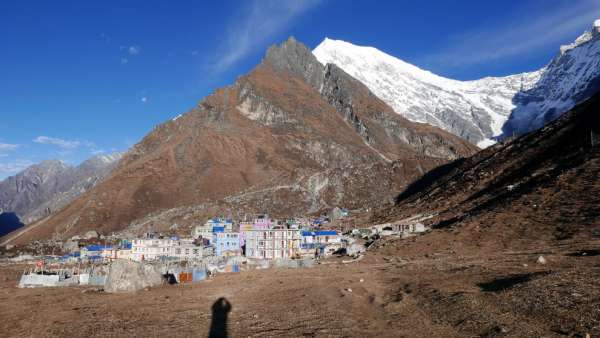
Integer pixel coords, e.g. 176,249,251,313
0,230,598,337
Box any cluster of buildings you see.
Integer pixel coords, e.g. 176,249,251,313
194,215,343,260
73,215,344,263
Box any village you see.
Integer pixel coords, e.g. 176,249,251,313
9,211,428,291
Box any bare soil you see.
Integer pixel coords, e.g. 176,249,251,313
1,230,598,338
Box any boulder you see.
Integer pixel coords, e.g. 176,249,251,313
62,240,79,253
346,243,366,256
83,230,99,240
537,256,547,265
104,260,163,293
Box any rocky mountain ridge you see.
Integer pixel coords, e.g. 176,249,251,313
1,37,476,243
0,152,122,227
313,19,600,147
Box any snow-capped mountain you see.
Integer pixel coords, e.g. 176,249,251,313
504,20,600,136
313,19,600,147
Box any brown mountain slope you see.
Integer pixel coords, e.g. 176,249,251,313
374,91,600,244
3,38,475,244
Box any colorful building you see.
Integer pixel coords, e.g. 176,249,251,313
215,232,241,257
252,214,272,230
192,218,234,242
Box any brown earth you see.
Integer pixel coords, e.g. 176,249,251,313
1,229,598,338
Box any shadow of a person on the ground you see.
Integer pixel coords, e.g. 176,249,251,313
208,297,232,338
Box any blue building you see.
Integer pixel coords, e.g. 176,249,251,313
214,232,240,257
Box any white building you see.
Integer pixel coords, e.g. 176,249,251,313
245,229,302,259
191,218,234,241
300,230,342,257
130,238,206,262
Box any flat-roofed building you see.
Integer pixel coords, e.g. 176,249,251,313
245,229,302,259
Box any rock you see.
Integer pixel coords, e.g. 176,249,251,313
104,260,163,293
359,278,364,283
83,230,99,240
62,240,79,253
4,244,14,250
346,243,366,256
346,288,353,293
537,256,547,265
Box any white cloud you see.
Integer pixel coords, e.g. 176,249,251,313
0,143,19,152
128,45,141,55
214,0,321,72
0,159,34,175
33,136,80,149
141,97,148,103
422,0,600,68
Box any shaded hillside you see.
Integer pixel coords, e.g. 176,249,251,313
3,38,475,244
376,92,600,242
0,212,24,237
0,153,122,225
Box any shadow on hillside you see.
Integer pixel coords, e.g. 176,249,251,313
394,159,465,204
477,272,550,292
0,212,24,238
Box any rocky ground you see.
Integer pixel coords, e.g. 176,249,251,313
1,227,598,338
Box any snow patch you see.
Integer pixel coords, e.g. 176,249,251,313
477,139,497,149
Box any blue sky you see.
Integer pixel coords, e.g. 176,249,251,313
1,0,599,179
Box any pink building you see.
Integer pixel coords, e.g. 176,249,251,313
252,214,272,230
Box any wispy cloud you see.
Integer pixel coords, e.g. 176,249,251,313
121,57,129,64
0,159,34,175
213,0,321,72
422,0,600,68
0,142,19,152
141,96,148,103
128,45,141,55
33,136,80,149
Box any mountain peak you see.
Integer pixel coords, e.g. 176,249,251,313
264,36,324,89
560,18,600,54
